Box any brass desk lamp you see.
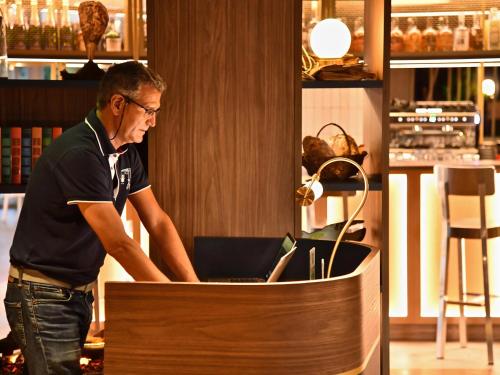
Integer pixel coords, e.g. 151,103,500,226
296,157,369,278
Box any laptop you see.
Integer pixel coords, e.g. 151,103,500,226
209,233,297,283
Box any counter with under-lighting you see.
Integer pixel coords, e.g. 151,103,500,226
389,160,500,340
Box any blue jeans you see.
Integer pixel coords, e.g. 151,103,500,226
4,280,94,375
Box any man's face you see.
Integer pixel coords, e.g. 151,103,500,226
122,84,162,144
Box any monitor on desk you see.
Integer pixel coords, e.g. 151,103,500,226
207,233,297,283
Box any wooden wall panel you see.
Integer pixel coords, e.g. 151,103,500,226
147,0,301,266
365,1,391,373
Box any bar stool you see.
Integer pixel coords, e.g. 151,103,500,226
434,165,500,365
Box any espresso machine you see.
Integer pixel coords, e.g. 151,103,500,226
389,100,480,162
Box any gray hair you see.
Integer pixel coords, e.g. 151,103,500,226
96,61,166,109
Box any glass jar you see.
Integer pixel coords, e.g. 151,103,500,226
390,17,404,53
422,17,437,52
436,16,453,51
404,17,421,52
0,0,7,78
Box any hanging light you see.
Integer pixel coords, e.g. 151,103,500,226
309,18,351,59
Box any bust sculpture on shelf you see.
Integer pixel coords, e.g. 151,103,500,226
61,1,109,80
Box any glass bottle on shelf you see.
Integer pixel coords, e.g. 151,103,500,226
404,17,421,53
302,19,308,49
390,17,404,53
453,14,469,51
59,0,74,51
0,0,8,78
142,13,147,51
470,13,483,50
42,0,57,51
350,17,364,54
105,19,122,52
11,0,26,50
489,7,500,50
422,17,437,52
436,16,453,51
28,0,41,50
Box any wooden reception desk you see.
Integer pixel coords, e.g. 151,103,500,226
105,238,380,375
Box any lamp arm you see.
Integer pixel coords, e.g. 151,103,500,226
315,157,369,279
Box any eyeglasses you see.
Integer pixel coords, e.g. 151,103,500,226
123,96,161,117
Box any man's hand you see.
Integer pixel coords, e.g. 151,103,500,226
128,187,199,282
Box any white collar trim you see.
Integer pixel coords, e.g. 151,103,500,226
85,118,105,157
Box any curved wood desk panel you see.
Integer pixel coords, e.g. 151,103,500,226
105,243,380,375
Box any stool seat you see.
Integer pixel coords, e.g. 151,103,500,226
435,165,499,366
449,222,500,239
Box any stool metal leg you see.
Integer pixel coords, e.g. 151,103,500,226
1,195,9,222
457,238,467,348
437,232,451,359
481,235,494,365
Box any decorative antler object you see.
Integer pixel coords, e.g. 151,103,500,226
78,1,109,61
296,157,369,278
61,1,109,80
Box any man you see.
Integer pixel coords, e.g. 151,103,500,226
4,61,198,374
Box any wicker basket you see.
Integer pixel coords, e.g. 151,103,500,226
302,123,367,181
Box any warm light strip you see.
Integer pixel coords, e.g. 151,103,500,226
8,58,148,64
389,174,408,317
391,59,500,69
392,10,487,18
420,173,441,318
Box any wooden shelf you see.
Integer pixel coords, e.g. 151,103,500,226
314,174,382,192
0,79,100,89
0,185,26,194
302,80,383,89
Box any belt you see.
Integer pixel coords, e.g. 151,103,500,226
9,265,96,293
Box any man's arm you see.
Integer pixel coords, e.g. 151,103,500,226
78,202,169,282
128,187,199,282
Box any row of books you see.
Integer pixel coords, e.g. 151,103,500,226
1,127,63,184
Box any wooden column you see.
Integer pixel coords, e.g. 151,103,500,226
147,0,302,271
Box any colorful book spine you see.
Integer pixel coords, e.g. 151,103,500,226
42,127,52,150
1,128,11,184
22,128,32,184
11,127,22,185
52,127,63,140
32,127,42,170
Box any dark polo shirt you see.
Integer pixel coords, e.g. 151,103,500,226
9,109,150,286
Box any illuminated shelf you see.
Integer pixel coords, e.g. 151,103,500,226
302,80,383,89
391,51,500,68
8,57,148,65
0,185,27,194
8,49,134,59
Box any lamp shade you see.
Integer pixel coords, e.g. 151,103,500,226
309,18,351,59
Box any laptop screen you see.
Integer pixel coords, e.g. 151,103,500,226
265,233,296,281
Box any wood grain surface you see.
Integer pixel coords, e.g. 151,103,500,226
0,85,97,126
105,246,380,375
146,0,302,269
